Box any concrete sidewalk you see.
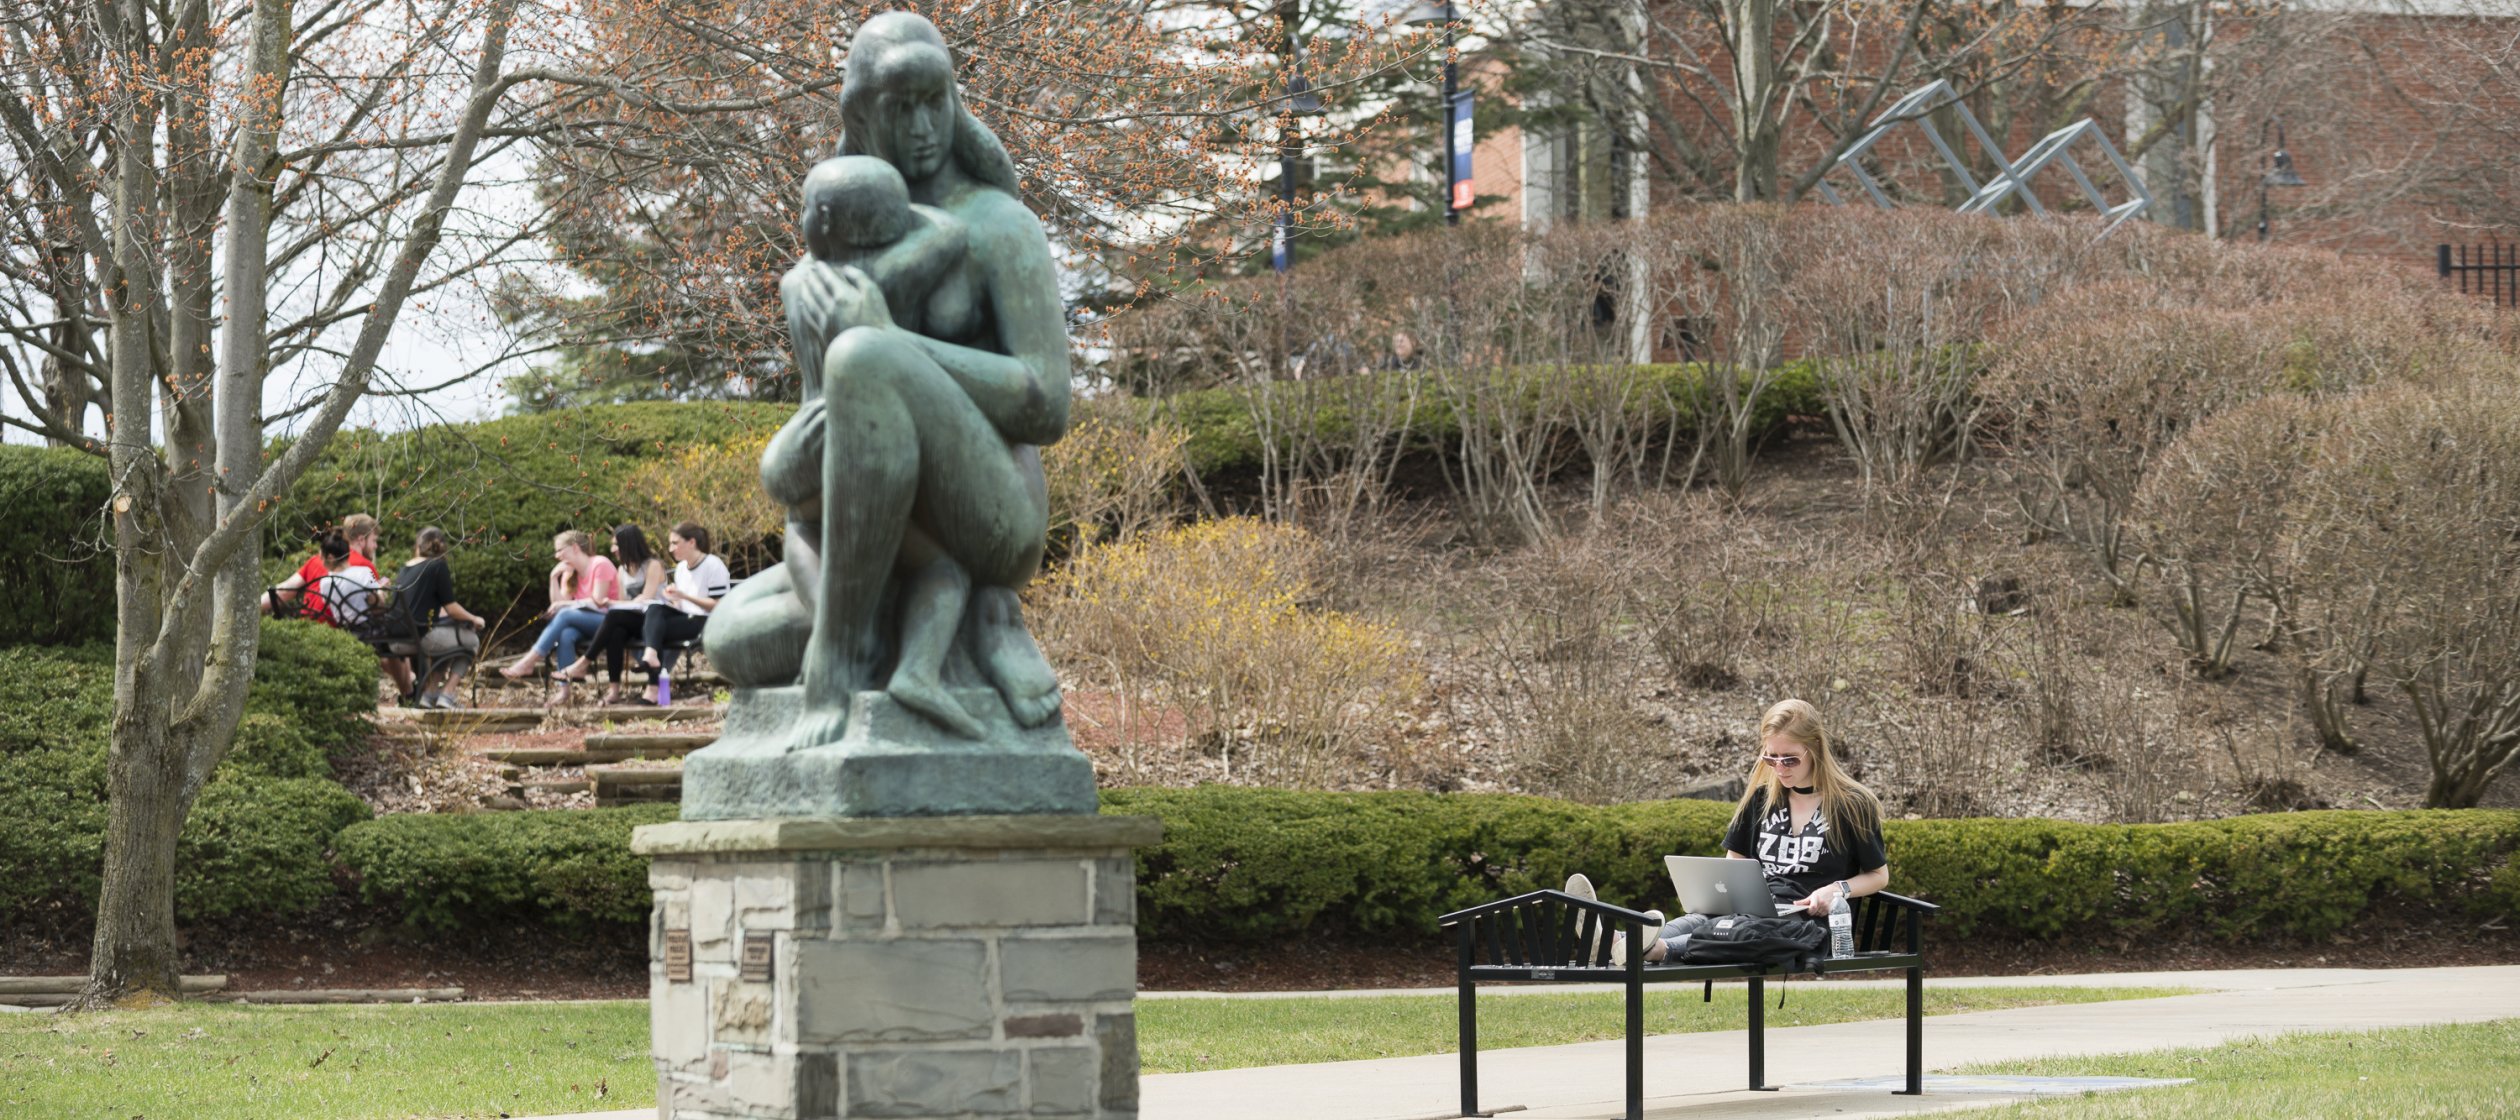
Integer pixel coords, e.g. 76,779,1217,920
532,965,2520,1120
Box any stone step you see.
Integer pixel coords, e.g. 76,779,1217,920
511,776,592,795
591,763,682,807
408,704,722,732
486,747,589,767
583,731,715,759
590,764,683,785
485,732,715,770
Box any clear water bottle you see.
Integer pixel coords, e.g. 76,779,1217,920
656,667,672,708
1828,889,1855,958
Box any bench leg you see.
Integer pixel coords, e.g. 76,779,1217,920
1896,965,1923,1095
1746,975,1775,1091
1458,960,1480,1115
1625,974,1644,1120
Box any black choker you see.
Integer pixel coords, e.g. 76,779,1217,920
1788,786,1816,795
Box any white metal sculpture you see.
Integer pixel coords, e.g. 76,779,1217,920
1815,80,2153,237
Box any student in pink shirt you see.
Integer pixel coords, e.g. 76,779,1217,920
499,529,620,705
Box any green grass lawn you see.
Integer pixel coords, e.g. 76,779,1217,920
1956,1018,2520,1119
0,985,2185,1119
0,1001,651,1120
1137,985,2195,1073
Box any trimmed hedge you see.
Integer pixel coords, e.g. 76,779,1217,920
334,803,681,930
327,789,2520,944
266,401,794,620
0,620,378,928
0,445,114,646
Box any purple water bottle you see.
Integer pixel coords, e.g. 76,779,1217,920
656,667,672,708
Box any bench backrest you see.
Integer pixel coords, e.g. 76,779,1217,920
1440,890,1648,969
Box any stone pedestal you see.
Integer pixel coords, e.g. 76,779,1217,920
632,816,1160,1120
682,687,1097,820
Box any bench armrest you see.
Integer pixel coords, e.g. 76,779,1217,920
1851,890,1937,955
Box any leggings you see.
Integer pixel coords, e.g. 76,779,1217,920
642,603,708,672
583,608,652,683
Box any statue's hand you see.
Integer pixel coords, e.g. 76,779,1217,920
837,265,896,329
810,264,896,337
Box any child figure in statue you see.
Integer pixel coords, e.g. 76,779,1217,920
785,154,973,347
759,155,992,737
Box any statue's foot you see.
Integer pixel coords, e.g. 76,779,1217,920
789,659,863,751
888,673,985,739
976,606,1062,729
788,706,852,753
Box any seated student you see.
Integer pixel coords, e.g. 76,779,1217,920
381,526,489,709
499,529,619,706
560,524,669,706
638,521,731,703
312,537,384,629
263,513,380,621
1566,700,1891,965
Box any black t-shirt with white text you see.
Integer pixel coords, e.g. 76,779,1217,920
1720,789,1889,903
393,556,457,625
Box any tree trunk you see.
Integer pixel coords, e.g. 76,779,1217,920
85,663,190,1005
1729,0,1780,201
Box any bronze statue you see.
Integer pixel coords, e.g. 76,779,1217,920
690,12,1089,817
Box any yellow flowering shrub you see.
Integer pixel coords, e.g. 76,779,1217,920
623,434,785,568
1035,517,1419,785
1042,402,1189,548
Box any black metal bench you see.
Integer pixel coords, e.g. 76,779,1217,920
1438,888,1939,1120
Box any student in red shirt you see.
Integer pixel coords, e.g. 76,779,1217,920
263,513,380,623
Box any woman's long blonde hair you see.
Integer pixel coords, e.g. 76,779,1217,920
1735,699,1883,857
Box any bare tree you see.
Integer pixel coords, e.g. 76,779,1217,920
0,0,788,1004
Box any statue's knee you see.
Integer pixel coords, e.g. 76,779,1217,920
709,565,812,688
823,326,915,388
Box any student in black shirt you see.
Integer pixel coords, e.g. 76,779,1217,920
1572,698,1889,964
382,527,489,708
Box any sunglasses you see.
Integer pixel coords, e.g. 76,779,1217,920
1758,754,1806,768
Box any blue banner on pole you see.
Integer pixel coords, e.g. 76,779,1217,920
1449,93,1475,210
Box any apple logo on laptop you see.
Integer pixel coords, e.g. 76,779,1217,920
1714,882,1728,893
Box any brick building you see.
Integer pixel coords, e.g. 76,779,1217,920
1444,0,2518,276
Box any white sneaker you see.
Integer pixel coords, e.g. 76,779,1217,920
1564,874,1600,963
1616,911,1669,967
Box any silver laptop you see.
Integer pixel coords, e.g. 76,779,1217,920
1665,855,1801,918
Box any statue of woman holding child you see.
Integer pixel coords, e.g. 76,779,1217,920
687,11,1092,818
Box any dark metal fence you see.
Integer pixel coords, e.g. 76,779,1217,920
2438,243,2520,308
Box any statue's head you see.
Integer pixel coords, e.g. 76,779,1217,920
839,13,960,185
801,155,914,259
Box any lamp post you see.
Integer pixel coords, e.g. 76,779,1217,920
1272,47,1323,274
1405,1,1464,225
2256,118,2306,242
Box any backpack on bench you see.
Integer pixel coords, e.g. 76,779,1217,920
1676,914,1826,967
